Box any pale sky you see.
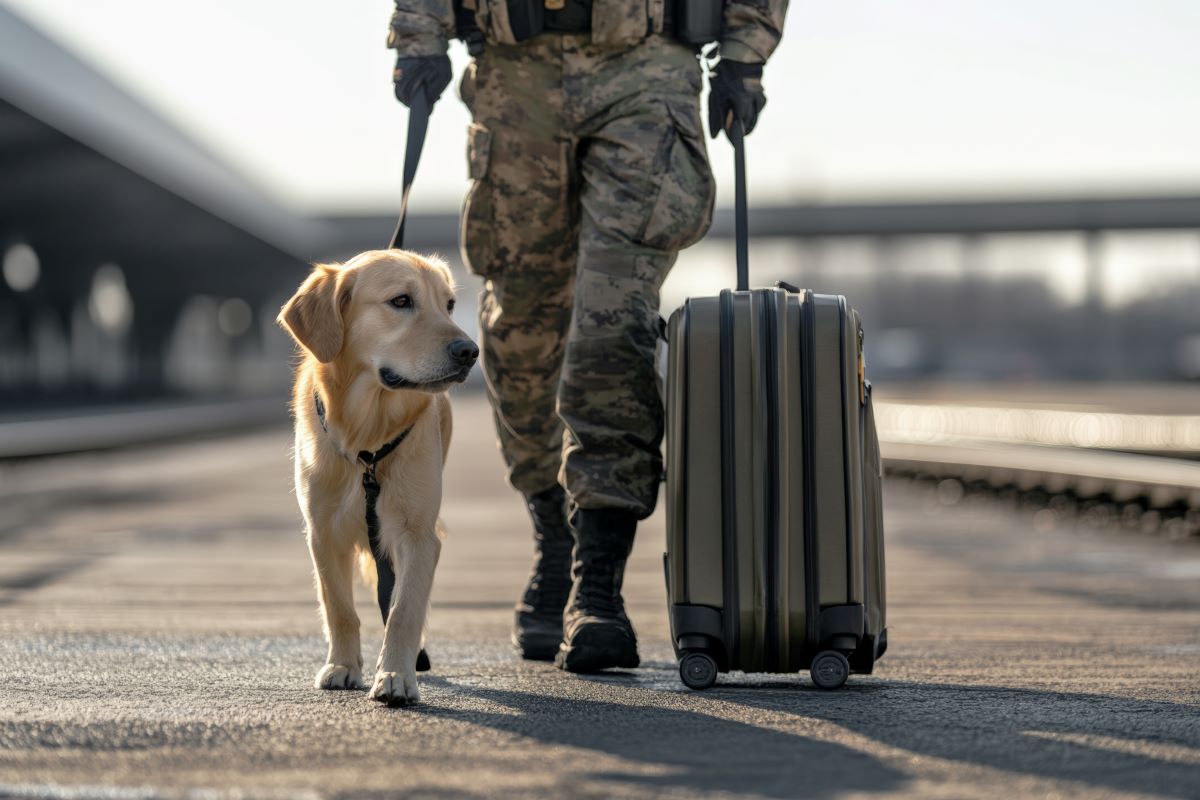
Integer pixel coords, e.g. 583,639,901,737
6,0,1200,214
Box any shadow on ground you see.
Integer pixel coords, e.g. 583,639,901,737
416,673,1199,799
417,675,907,798
722,681,1200,799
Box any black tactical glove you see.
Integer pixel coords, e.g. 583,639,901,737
707,60,766,139
393,55,453,108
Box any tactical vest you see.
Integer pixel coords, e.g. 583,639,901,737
460,0,671,46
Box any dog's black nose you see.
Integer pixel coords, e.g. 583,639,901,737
448,339,479,365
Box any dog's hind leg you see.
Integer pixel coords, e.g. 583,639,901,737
369,529,441,707
309,531,364,690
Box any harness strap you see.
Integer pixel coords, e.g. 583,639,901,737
357,436,410,628
314,393,430,672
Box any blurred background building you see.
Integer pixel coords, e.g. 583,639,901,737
0,4,320,408
2,0,1199,415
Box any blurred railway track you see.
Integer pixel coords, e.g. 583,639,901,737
0,395,286,458
3,392,1198,538
877,401,1200,539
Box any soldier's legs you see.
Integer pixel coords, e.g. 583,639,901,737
462,42,578,496
558,35,715,519
461,41,580,660
554,35,715,671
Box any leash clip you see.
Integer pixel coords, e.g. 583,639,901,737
360,456,381,496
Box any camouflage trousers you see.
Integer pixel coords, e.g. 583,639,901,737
459,33,715,519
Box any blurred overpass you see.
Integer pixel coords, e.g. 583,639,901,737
321,194,1200,259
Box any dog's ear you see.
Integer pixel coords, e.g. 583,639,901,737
277,264,355,362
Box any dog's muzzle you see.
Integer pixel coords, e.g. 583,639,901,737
379,339,478,390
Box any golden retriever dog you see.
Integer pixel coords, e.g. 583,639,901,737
277,249,477,706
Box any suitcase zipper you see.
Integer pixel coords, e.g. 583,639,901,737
801,290,821,655
839,299,857,613
761,291,781,672
859,395,869,625
718,290,740,667
674,304,689,603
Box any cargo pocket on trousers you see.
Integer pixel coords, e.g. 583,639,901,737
635,101,716,253
460,122,502,279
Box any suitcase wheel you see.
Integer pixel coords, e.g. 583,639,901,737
810,650,850,690
679,652,718,690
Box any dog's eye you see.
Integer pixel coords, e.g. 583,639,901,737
447,298,456,313
388,294,412,310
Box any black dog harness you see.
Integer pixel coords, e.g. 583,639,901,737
315,393,430,672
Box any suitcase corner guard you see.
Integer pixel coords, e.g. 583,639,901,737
818,603,865,651
670,604,725,662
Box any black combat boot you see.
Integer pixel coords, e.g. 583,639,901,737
512,485,574,661
555,508,640,673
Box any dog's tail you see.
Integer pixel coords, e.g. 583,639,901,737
356,545,378,592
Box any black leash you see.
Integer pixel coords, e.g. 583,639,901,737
388,92,431,251
339,92,433,672
315,393,430,672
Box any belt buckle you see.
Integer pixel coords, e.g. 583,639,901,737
544,0,565,9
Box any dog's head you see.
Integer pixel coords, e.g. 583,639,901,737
278,250,478,392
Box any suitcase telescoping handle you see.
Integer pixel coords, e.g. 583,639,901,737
730,119,750,292
388,91,431,250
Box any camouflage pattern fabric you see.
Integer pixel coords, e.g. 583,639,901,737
459,33,715,518
388,0,789,65
721,0,790,64
387,0,456,57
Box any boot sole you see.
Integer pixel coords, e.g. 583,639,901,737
555,625,639,673
512,630,561,662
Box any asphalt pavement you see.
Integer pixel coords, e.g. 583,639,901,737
1,394,1198,799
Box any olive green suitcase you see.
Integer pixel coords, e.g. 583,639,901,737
662,127,887,690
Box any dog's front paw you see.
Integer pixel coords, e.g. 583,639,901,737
369,670,420,707
314,663,364,690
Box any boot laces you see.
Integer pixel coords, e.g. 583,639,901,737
573,559,626,618
522,541,573,611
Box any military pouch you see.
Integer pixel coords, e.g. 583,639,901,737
672,0,723,45
545,0,593,33
454,0,486,54
507,0,545,41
